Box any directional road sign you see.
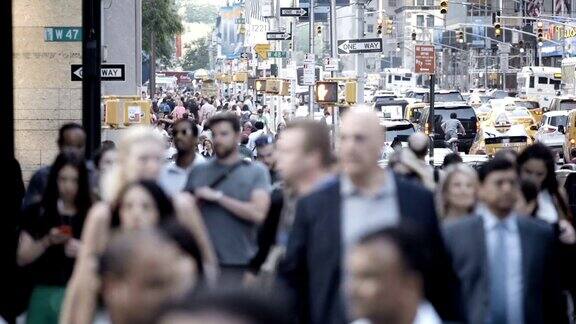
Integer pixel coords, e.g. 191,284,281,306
280,7,309,17
267,32,292,41
268,51,288,58
337,38,383,55
71,64,126,81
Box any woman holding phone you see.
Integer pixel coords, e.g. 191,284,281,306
18,152,92,324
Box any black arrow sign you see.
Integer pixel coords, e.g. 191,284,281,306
71,64,126,81
280,7,309,17
337,38,383,54
267,32,292,41
240,52,252,59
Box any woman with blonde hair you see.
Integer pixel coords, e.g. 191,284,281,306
436,164,479,223
60,126,217,324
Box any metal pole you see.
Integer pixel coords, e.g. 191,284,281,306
429,73,436,164
308,0,315,119
83,0,102,158
502,27,506,91
330,0,337,147
355,0,364,104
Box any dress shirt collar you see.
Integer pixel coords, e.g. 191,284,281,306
340,170,396,199
478,204,518,233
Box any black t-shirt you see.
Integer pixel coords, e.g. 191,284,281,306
20,203,85,286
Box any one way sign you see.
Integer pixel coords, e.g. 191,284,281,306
71,64,126,81
267,32,292,41
337,38,383,55
280,7,309,17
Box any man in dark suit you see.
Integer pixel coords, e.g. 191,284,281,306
443,158,566,324
278,111,464,324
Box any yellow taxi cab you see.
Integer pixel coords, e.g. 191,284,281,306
485,105,538,139
469,124,531,157
562,109,576,160
514,99,543,124
405,102,426,125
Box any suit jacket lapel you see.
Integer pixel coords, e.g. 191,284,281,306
517,218,531,312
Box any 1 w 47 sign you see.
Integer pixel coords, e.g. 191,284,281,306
44,27,82,42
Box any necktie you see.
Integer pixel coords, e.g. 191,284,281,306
489,222,508,324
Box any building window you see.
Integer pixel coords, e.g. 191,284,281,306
416,0,424,6
426,15,434,27
367,24,374,33
388,0,397,6
416,15,424,27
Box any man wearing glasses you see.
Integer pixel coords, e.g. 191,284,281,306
158,119,205,196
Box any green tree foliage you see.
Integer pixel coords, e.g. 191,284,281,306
181,37,210,71
184,3,218,24
142,0,184,61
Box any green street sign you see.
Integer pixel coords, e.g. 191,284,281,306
268,51,288,58
44,27,82,42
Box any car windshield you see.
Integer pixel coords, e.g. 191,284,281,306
385,124,415,142
514,101,538,109
560,101,576,111
435,92,464,102
508,108,531,117
549,115,568,127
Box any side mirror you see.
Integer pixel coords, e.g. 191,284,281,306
559,125,566,134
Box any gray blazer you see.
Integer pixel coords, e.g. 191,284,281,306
443,215,566,324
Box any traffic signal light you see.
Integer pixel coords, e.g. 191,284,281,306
493,11,502,37
396,43,401,52
537,21,544,43
317,25,322,35
457,30,464,43
411,32,417,41
386,20,393,34
377,20,383,35
315,81,338,103
518,40,525,53
440,0,448,14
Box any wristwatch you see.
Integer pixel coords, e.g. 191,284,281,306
214,190,224,202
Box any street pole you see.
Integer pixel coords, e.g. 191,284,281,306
502,28,506,91
355,0,365,104
330,0,337,147
308,0,315,119
429,73,435,164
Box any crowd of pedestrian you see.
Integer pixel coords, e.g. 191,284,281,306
5,91,576,324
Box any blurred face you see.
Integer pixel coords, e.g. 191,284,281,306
257,144,276,170
124,140,164,182
520,158,547,191
62,128,86,157
58,165,79,204
211,121,239,159
99,150,117,173
479,169,519,216
173,123,196,153
204,140,213,151
159,311,250,324
446,172,477,212
105,241,194,324
346,242,417,323
119,186,160,230
339,113,384,178
276,128,312,185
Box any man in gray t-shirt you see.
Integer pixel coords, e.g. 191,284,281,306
441,112,466,140
185,113,271,274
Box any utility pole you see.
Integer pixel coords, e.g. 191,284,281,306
355,0,365,104
330,0,337,147
308,0,315,118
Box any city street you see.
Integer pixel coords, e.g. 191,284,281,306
4,0,576,324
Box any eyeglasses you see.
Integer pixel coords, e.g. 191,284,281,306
172,128,193,137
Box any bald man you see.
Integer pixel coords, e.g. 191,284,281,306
278,110,464,324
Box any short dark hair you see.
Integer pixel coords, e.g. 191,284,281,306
478,158,515,182
358,225,427,277
442,153,463,168
286,120,333,168
520,178,539,204
207,113,241,133
173,118,199,137
254,121,265,130
57,123,85,147
450,113,457,119
255,135,274,148
93,142,116,170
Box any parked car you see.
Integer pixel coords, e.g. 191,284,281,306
419,103,478,153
